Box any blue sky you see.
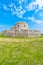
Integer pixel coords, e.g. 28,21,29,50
0,0,43,33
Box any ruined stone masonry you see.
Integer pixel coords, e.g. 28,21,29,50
2,22,40,37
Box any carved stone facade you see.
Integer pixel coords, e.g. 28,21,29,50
2,22,40,37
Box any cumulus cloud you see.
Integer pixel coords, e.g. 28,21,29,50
34,0,43,13
26,0,43,12
35,0,43,9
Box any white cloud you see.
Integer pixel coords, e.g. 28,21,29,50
26,2,36,11
8,3,14,7
26,0,43,12
35,0,43,9
18,6,22,11
39,13,43,17
3,5,8,10
2,0,43,19
18,15,23,18
17,0,27,5
10,4,26,18
15,11,23,18
14,4,17,9
17,0,23,5
20,10,26,15
28,16,43,24
10,8,16,15
19,1,22,5
35,0,43,13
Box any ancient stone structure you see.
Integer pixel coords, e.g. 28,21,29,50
2,22,40,37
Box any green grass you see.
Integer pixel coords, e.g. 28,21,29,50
0,34,43,65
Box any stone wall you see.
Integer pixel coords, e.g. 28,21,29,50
2,22,40,37
2,30,40,37
28,30,40,37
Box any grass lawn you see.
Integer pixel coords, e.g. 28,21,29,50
0,34,43,65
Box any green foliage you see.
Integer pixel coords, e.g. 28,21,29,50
0,34,43,65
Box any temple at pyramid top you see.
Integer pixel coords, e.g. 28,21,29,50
10,22,28,31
